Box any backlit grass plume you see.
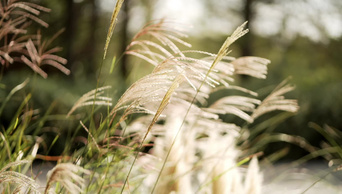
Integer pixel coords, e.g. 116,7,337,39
41,17,299,193
251,79,299,120
116,20,298,193
45,163,91,194
0,0,300,191
0,160,40,193
67,86,112,117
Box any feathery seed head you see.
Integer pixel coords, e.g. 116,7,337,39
67,86,112,117
45,163,91,194
251,80,299,120
0,160,40,194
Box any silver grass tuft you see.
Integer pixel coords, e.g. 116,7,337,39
45,163,90,194
251,80,299,120
232,56,270,79
244,157,263,194
102,20,298,193
67,86,112,117
0,160,40,194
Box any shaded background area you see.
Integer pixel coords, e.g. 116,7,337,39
1,0,342,161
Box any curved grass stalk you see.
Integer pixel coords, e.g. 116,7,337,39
0,78,29,117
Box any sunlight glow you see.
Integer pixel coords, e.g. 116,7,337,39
99,0,342,41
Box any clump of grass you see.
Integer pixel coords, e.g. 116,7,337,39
0,0,302,193
96,20,298,193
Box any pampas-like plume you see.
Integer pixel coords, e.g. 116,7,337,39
244,157,263,194
67,86,112,117
232,57,270,79
126,20,191,64
120,74,185,192
119,21,258,193
205,96,261,123
199,132,243,194
98,19,298,193
0,160,40,193
152,107,195,194
116,22,256,122
210,21,249,70
44,163,91,194
251,79,299,120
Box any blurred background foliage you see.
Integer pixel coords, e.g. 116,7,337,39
1,0,341,160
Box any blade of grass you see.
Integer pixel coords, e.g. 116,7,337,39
6,94,31,135
0,132,11,161
0,78,29,117
301,165,342,194
103,0,125,60
309,122,342,159
109,55,116,74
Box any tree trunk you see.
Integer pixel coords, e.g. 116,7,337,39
64,0,76,65
82,0,98,72
119,0,130,79
242,0,253,57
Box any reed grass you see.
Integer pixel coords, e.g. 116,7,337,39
4,1,341,194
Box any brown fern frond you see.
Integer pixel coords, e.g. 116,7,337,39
0,17,32,65
21,54,47,78
2,0,50,28
0,0,66,77
9,10,49,27
19,30,69,78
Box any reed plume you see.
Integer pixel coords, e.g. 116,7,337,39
116,20,299,193
0,160,40,193
45,163,90,194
